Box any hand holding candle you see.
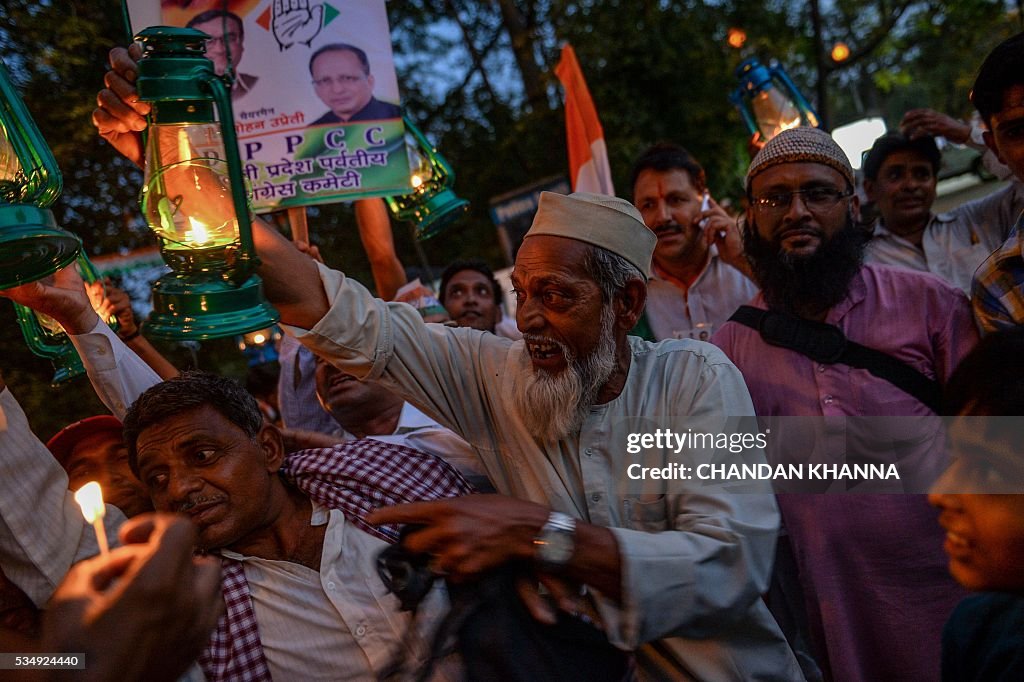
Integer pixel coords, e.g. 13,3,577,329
74,481,109,557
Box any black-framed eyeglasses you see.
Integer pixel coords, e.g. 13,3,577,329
752,187,852,214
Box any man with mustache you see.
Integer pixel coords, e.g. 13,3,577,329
248,190,803,679
122,371,470,681
630,143,757,341
862,131,1024,294
0,270,473,681
712,127,978,682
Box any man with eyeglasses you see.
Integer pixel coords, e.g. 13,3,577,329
308,43,401,126
712,127,977,682
861,131,1024,294
187,9,258,102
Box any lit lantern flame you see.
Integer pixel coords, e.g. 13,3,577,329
74,481,105,523
187,217,210,246
411,174,424,189
252,332,266,344
779,116,803,133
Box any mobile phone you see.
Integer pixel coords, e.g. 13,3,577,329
700,192,727,239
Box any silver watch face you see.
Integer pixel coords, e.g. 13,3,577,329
538,529,574,565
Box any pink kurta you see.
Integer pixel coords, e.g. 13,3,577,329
713,263,978,682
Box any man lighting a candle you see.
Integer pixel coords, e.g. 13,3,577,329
0,268,474,680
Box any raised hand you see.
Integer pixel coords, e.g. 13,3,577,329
701,197,751,279
102,279,140,339
0,265,98,335
92,44,149,167
900,108,971,145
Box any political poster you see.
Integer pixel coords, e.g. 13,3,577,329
126,0,411,212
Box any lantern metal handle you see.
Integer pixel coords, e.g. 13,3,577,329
0,64,62,206
203,72,257,273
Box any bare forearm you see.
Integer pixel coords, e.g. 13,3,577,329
252,216,330,329
355,199,406,300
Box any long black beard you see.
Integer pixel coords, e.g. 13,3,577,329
744,213,868,319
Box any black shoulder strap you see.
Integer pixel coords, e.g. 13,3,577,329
728,306,941,413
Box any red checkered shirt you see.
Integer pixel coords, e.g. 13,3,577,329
197,439,474,681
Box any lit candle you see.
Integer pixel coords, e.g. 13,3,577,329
74,481,109,557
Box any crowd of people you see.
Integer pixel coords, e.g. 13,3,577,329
1,26,1023,682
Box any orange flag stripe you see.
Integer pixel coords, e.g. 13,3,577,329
555,44,613,194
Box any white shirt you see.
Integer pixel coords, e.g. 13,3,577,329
644,250,759,342
221,502,455,681
288,262,804,681
865,182,1024,293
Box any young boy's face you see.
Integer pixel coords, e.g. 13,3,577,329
933,413,1024,589
929,459,1024,592
983,83,1024,183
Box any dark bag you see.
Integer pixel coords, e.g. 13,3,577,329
729,305,942,412
377,532,631,682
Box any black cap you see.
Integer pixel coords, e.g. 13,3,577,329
862,132,941,181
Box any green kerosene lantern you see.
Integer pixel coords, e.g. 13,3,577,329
0,61,81,289
385,115,470,240
14,254,118,385
135,26,278,339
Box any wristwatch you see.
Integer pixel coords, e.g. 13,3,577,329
533,511,576,569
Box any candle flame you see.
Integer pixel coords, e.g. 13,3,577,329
253,333,267,344
411,173,424,189
188,217,210,245
74,482,106,524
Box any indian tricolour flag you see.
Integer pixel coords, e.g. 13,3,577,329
555,44,614,196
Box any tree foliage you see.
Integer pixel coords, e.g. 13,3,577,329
0,0,1019,432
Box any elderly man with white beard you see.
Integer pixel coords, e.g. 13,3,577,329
251,191,803,680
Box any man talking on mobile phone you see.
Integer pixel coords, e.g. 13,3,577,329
630,143,758,342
